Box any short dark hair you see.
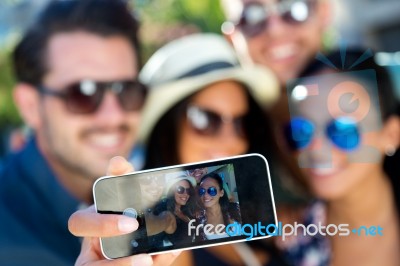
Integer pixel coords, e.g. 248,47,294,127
13,0,141,86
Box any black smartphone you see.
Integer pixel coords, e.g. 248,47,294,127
93,154,277,259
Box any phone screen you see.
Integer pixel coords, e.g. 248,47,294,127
94,154,277,259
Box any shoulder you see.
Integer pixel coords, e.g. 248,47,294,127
277,201,326,225
276,203,308,225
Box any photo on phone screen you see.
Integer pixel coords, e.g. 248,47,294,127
93,154,277,259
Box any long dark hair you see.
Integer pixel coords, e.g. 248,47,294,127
143,83,277,169
165,179,198,219
297,48,400,212
200,172,233,226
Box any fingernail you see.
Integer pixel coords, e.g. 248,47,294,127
131,254,153,266
118,217,138,233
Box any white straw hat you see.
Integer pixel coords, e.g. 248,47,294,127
165,171,197,194
138,33,279,144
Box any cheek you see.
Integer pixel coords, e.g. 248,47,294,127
235,138,249,153
362,131,383,151
178,126,205,163
39,101,81,139
246,37,265,59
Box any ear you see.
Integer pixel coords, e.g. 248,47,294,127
13,83,43,129
220,188,225,198
380,115,400,152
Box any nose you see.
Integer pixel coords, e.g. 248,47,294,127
267,14,290,37
212,122,248,154
301,135,333,167
219,121,242,139
94,91,126,125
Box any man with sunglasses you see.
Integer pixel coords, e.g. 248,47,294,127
220,0,332,199
0,1,164,265
221,0,331,86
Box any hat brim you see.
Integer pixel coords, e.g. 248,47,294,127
165,175,197,195
138,65,279,144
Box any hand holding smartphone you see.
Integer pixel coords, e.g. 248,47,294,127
93,154,277,259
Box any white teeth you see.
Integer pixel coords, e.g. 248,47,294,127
311,167,338,176
90,134,120,148
270,44,296,60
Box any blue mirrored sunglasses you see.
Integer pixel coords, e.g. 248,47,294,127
284,117,361,151
199,187,218,197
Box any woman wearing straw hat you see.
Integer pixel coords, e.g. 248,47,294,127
137,33,285,265
164,172,200,245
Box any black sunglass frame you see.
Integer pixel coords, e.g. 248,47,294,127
186,105,248,138
237,0,316,37
176,186,192,195
37,79,147,114
198,186,218,197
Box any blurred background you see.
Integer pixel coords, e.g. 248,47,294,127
0,0,399,159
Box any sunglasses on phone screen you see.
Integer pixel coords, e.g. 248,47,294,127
139,176,164,186
237,0,316,37
176,186,191,195
284,116,361,151
198,186,218,197
186,105,247,138
37,79,147,114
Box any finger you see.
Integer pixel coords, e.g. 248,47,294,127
76,238,154,266
153,251,182,266
106,156,134,176
69,206,138,237
77,247,153,266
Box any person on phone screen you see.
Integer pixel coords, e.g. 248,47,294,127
0,1,179,265
187,168,208,184
164,173,201,245
198,173,242,240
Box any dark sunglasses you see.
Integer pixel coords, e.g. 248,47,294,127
37,79,147,114
237,0,316,37
199,186,218,197
176,186,191,195
186,105,247,138
284,117,361,151
139,176,164,186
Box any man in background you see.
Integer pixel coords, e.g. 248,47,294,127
221,0,331,86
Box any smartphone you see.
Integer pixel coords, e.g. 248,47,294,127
93,153,277,259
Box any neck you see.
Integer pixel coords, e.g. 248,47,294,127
327,167,397,228
175,204,182,212
206,203,222,217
